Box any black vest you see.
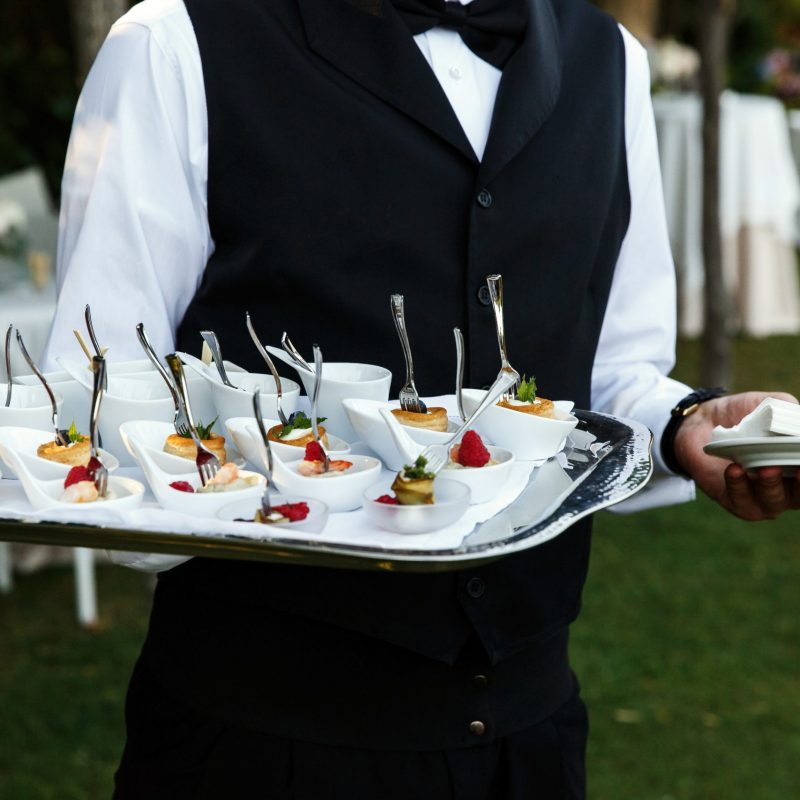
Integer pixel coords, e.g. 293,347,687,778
149,0,631,749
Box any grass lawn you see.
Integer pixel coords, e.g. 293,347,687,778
0,337,799,798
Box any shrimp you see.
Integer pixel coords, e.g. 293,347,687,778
62,480,99,503
208,462,240,486
297,459,353,477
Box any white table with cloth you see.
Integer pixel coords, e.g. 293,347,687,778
653,90,800,338
0,281,56,374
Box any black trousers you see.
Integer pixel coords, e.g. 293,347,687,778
113,662,588,800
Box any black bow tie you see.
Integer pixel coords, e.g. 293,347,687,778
391,0,527,69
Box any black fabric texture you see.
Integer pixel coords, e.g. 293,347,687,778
157,0,630,749
390,0,528,69
114,658,588,799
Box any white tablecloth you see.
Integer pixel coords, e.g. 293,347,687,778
653,91,800,337
0,281,56,374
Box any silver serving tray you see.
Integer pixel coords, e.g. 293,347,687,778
0,411,652,572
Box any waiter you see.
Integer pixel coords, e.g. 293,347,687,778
43,0,800,797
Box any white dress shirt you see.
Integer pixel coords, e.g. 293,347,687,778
42,0,695,540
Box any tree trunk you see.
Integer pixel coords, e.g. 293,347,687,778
699,0,735,388
69,0,130,86
592,0,660,41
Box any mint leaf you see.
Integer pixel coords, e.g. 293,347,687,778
177,417,218,440
277,411,326,439
67,421,84,444
517,375,538,403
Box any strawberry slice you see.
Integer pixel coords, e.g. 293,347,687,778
64,466,93,489
376,494,399,505
169,481,195,493
272,501,310,522
304,441,326,463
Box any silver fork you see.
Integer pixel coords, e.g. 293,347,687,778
16,329,71,447
84,304,108,390
88,355,109,497
251,388,274,519
165,353,220,486
4,323,13,407
136,323,189,433
311,344,330,473
453,327,466,422
200,330,236,388
420,368,518,475
280,331,312,372
486,274,519,402
390,293,427,414
246,312,289,426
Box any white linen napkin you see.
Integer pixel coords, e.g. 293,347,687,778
711,397,800,441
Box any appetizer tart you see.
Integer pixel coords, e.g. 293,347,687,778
447,431,495,469
37,422,90,466
268,411,328,448
390,455,436,505
497,375,556,418
391,406,448,432
163,418,227,464
169,463,259,494
297,441,353,477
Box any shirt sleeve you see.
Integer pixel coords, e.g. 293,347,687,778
43,5,210,571
591,25,696,511
41,7,211,371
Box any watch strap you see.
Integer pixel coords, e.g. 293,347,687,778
661,387,727,478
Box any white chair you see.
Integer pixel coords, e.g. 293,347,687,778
0,167,99,627
0,541,99,626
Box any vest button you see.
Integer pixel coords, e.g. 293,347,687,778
477,285,492,306
476,188,493,208
472,674,490,690
465,577,485,598
469,720,487,736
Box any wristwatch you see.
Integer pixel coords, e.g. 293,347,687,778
661,387,727,478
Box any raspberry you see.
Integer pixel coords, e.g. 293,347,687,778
304,441,326,462
64,466,93,489
170,481,195,493
456,430,490,468
376,494,399,505
273,501,310,522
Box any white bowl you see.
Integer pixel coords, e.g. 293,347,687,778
267,451,382,512
267,347,391,441
440,445,516,505
0,426,119,480
147,469,267,518
58,357,219,466
178,351,301,423
224,417,350,465
210,372,300,424
111,357,222,425
0,384,64,431
119,419,240,476
0,444,144,512
16,371,88,434
28,475,144,512
124,431,266,517
362,478,471,534
460,389,578,461
216,494,329,534
343,398,459,470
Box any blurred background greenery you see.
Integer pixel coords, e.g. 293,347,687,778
5,0,800,198
1,1,800,798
